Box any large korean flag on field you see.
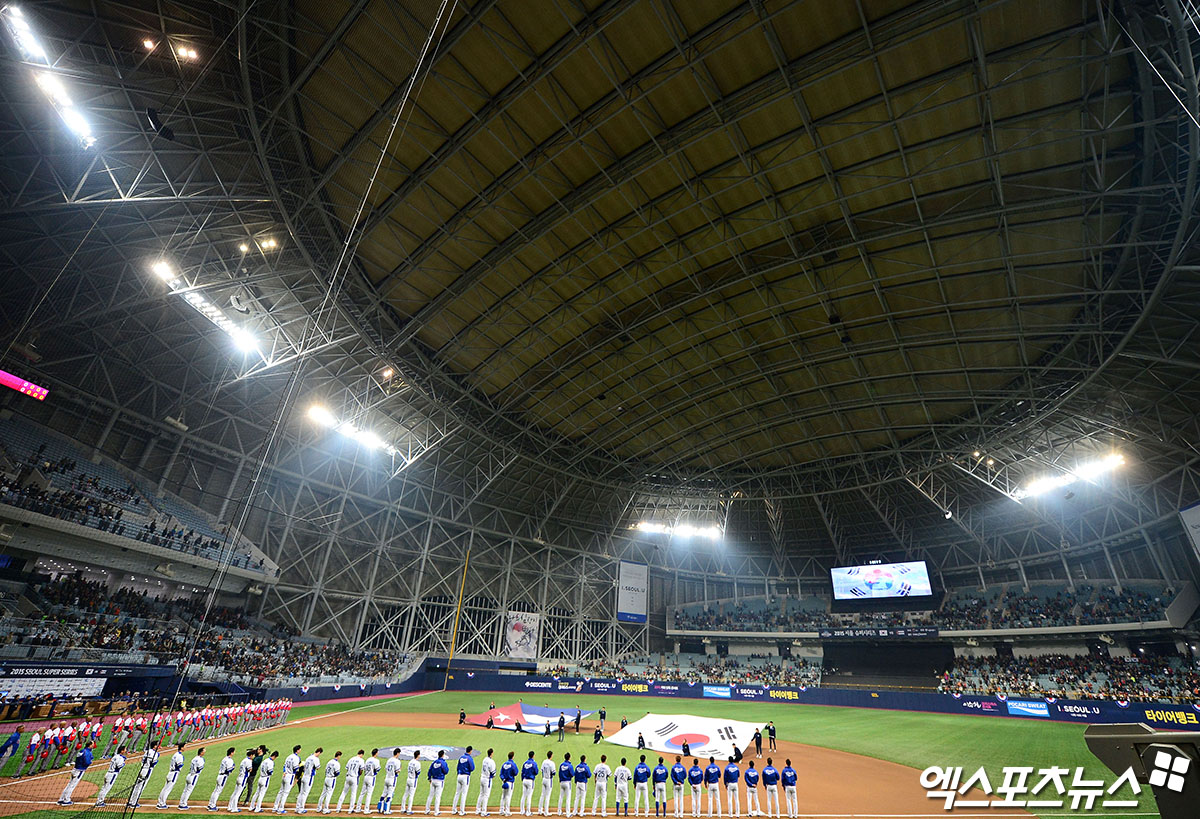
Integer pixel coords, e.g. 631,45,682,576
607,714,761,760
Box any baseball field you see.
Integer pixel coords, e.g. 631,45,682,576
0,691,1157,818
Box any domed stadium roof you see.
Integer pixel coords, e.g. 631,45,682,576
2,0,1198,583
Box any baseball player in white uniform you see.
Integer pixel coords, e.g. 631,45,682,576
613,760,632,818
252,752,280,813
129,742,162,809
275,746,303,813
210,748,238,811
476,749,496,816
538,752,556,815
592,756,612,817
179,747,207,809
358,750,382,814
230,751,256,812
96,745,127,806
400,750,422,814
297,748,324,814
158,744,188,808
317,751,343,813
339,750,366,813
380,749,403,814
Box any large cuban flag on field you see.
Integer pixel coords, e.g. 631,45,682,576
607,714,762,760
465,703,595,732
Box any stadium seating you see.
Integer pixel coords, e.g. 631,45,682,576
0,415,270,573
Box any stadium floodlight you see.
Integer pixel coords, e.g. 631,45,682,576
2,5,48,63
636,521,721,540
308,410,399,455
229,327,258,352
32,71,95,148
307,405,337,427
151,260,177,281
1013,453,1125,500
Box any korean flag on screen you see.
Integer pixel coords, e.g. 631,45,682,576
831,561,933,600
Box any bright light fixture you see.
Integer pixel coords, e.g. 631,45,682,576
972,450,981,458
151,260,177,281
31,71,95,148
259,237,278,250
177,45,187,57
381,368,394,379
636,521,722,540
143,38,155,50
1013,454,1125,500
2,6,48,63
229,327,258,352
986,458,995,466
308,405,337,427
308,407,398,455
187,48,197,59
238,243,249,253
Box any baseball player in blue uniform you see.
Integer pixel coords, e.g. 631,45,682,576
760,761,779,818
722,760,740,817
703,758,721,817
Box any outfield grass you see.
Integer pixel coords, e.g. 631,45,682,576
0,691,1158,818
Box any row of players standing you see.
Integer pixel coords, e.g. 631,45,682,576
0,699,293,779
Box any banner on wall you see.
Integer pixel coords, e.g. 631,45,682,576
1181,501,1200,556
617,561,649,623
504,611,541,659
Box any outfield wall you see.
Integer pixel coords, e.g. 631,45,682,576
442,672,1200,730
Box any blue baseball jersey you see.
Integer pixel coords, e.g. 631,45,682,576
558,761,575,782
723,764,740,784
761,766,779,786
633,763,651,783
653,764,668,784
744,767,759,787
521,760,539,780
500,760,518,788
781,767,796,787
428,759,448,780
704,764,721,784
671,763,686,784
687,765,703,785
457,754,475,776
574,762,591,783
